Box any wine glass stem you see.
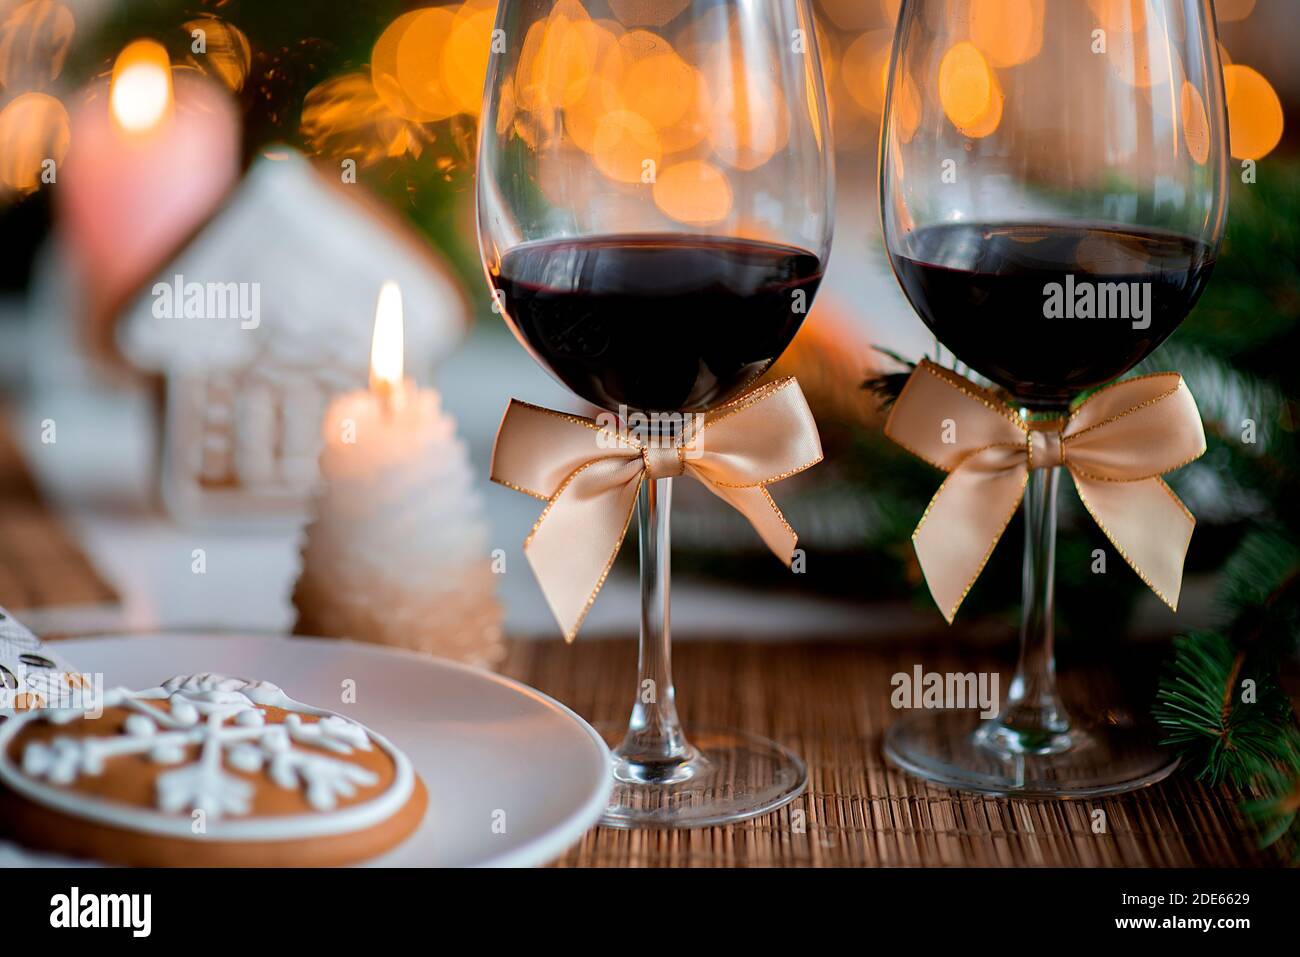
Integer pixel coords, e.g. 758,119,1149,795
614,477,694,770
996,466,1072,744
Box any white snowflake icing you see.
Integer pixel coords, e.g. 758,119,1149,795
19,673,378,819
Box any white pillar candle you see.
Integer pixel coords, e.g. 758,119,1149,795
294,283,503,667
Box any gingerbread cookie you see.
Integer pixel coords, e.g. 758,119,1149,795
0,673,426,866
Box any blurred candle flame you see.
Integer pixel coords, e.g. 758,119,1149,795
370,281,405,402
110,39,173,134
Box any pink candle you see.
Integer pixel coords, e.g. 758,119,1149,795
58,39,240,362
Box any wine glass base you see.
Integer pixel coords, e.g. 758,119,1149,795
597,726,807,829
884,710,1178,798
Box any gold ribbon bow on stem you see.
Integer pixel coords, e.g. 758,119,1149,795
491,378,823,641
885,360,1207,623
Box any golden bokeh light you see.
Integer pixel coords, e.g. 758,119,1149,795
183,16,251,92
969,0,1043,68
840,29,892,114
372,10,438,121
110,39,173,134
622,51,696,130
656,87,709,155
593,108,660,183
956,76,1002,138
441,2,498,114
0,90,69,193
653,159,732,224
703,45,791,171
0,0,74,91
504,12,716,169
938,41,993,129
302,71,428,167
565,73,623,153
1223,64,1283,161
525,0,600,110
395,6,460,119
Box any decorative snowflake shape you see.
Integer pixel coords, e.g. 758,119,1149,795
20,674,379,820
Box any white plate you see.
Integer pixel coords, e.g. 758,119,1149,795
0,633,611,868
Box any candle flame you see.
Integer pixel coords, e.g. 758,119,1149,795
370,281,404,399
110,40,173,134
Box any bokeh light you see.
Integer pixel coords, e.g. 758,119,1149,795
702,44,791,171
0,90,69,193
442,1,499,115
622,49,696,131
0,0,74,91
969,0,1043,69
1223,64,1284,161
183,16,251,92
653,159,732,224
840,29,892,114
593,108,660,183
938,41,994,130
302,71,430,167
524,0,599,110
371,7,456,122
397,6,461,119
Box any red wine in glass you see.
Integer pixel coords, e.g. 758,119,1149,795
888,222,1217,407
477,0,833,827
492,234,824,413
879,0,1229,797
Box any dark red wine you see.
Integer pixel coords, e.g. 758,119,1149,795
491,234,823,412
888,222,1216,407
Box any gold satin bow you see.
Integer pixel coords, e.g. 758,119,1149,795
491,378,823,640
885,360,1207,622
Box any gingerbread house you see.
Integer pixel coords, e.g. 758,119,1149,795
116,149,469,524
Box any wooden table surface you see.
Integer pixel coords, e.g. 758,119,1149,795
1,411,1279,868
502,638,1282,867
0,406,118,617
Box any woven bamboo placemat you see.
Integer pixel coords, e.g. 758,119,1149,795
0,410,118,615
501,638,1283,867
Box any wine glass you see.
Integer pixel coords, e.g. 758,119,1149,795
879,0,1227,796
477,0,833,826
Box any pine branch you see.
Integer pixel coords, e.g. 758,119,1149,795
1241,760,1300,861
1154,631,1298,788
1155,532,1300,856
1218,531,1300,654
